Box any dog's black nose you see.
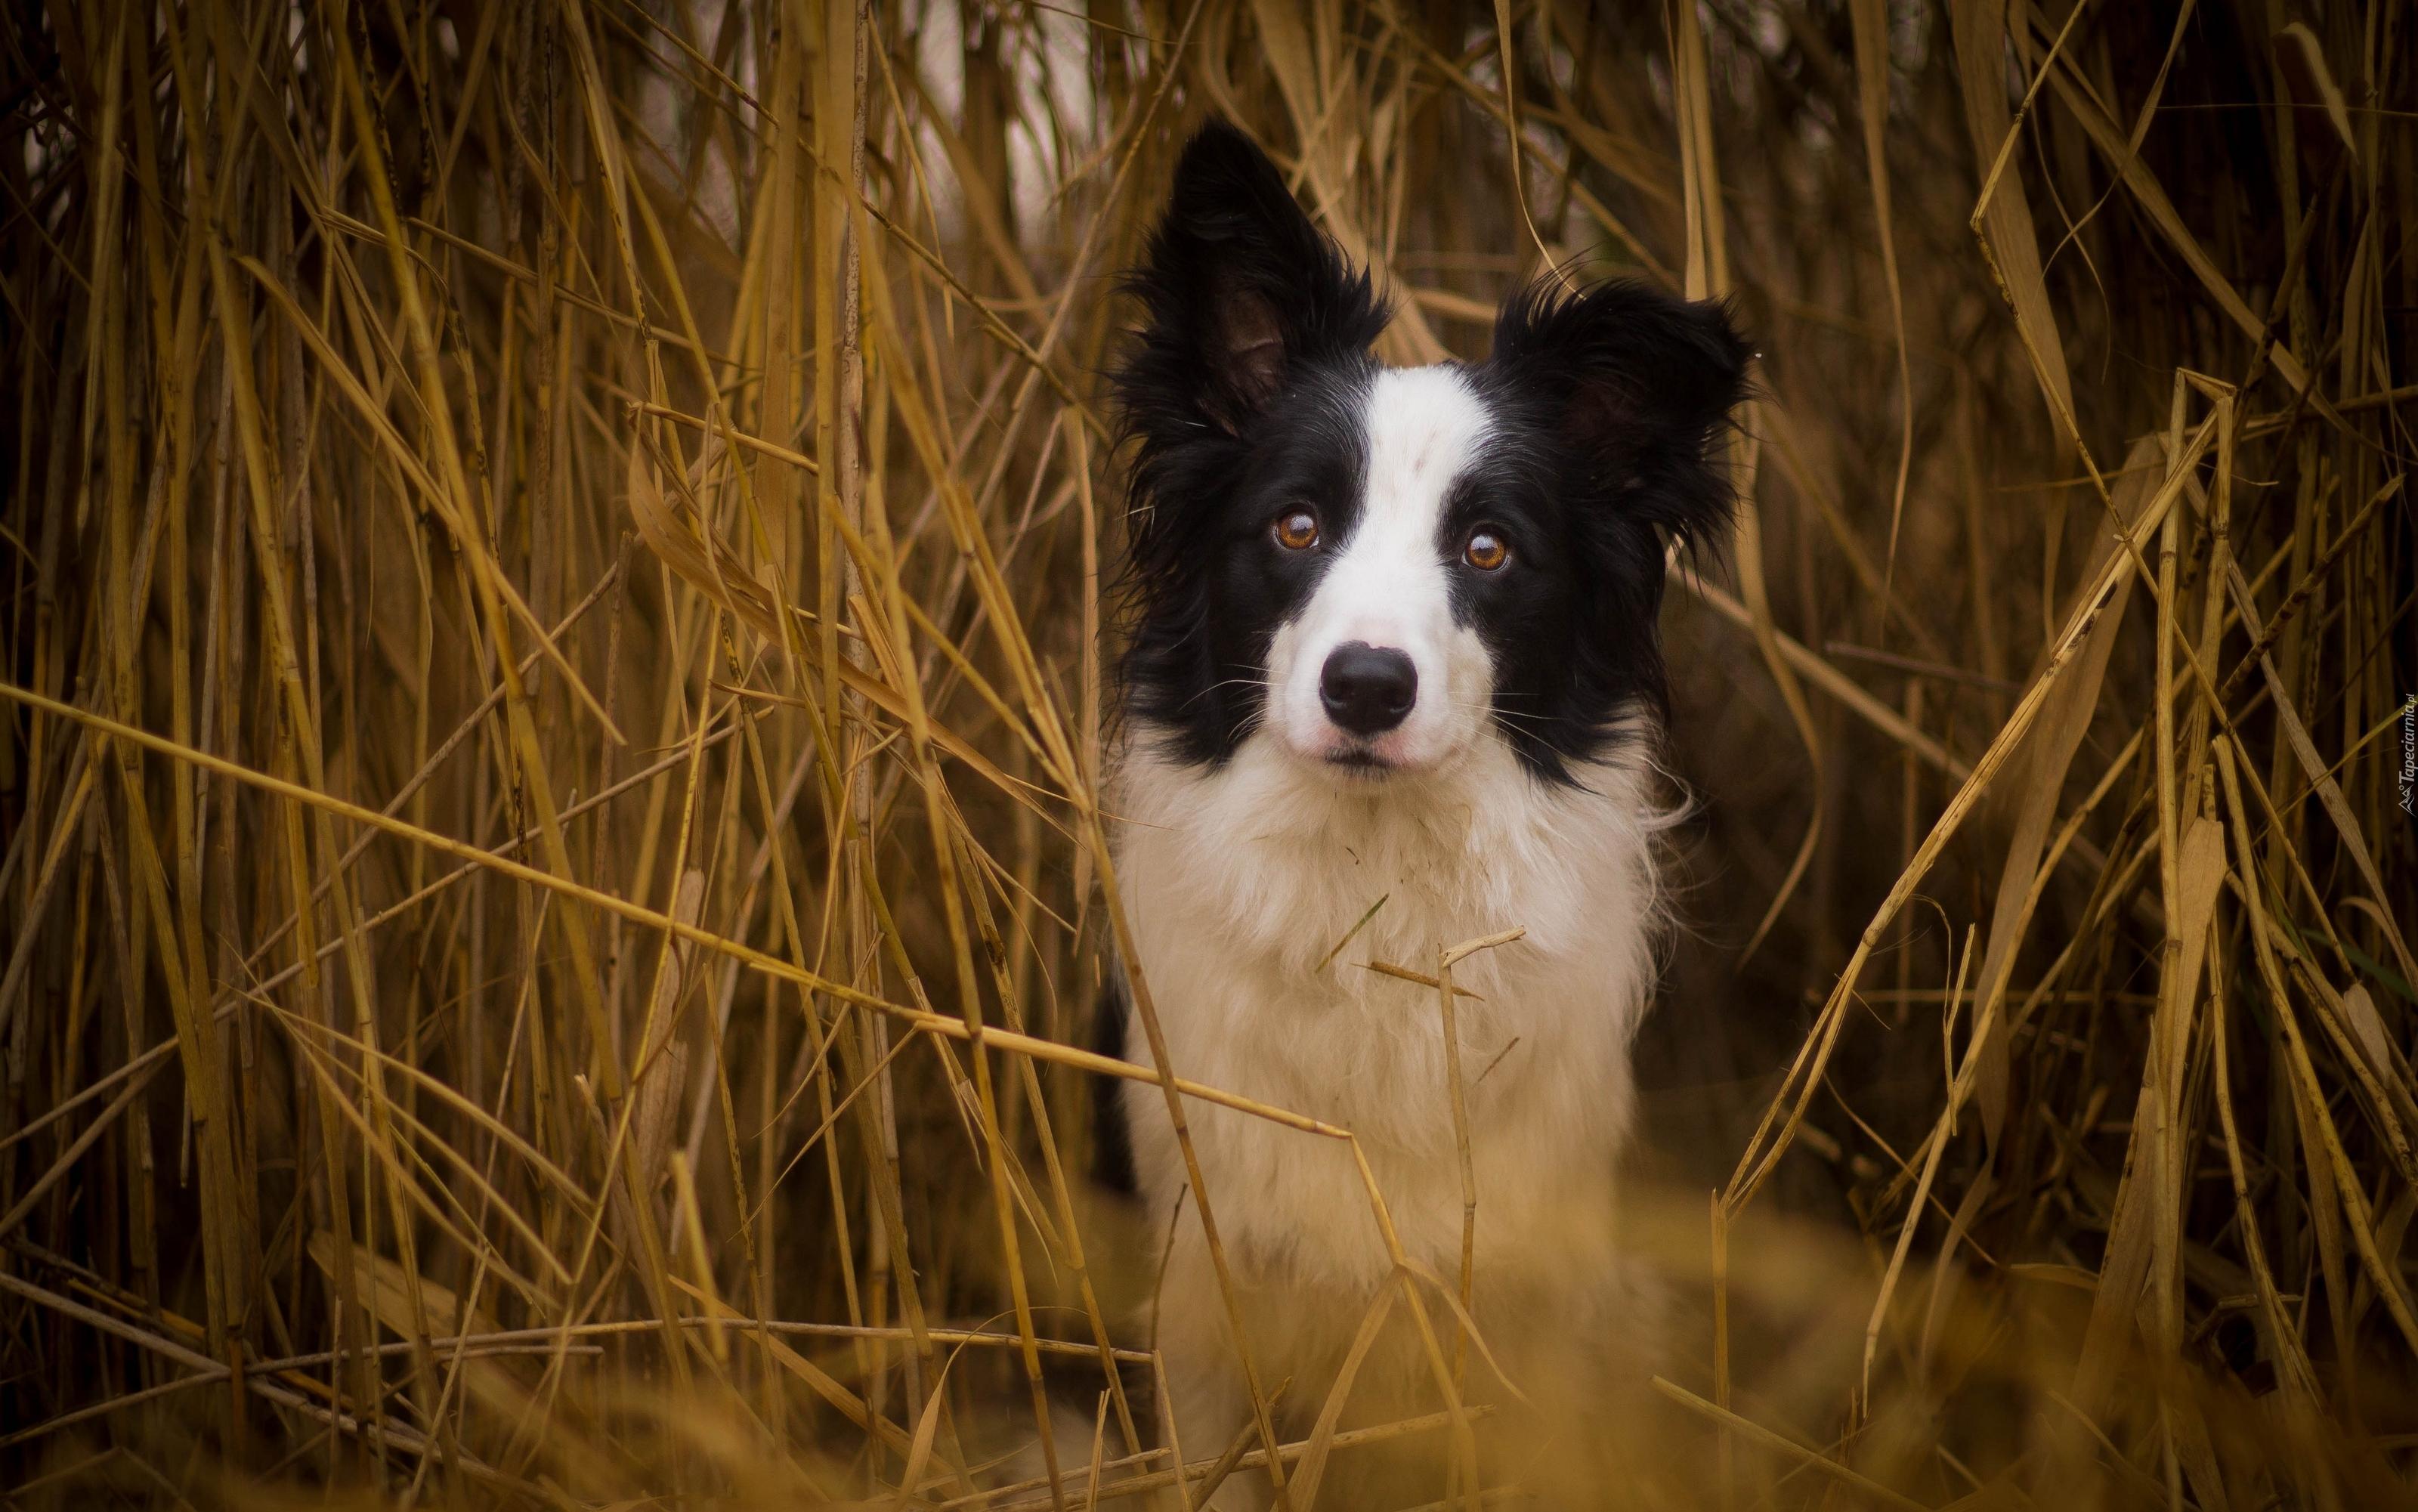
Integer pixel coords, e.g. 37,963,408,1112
1319,642,1417,735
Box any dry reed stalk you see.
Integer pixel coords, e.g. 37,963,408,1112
2,2,2413,1508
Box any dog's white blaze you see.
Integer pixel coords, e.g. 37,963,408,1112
1267,364,1498,769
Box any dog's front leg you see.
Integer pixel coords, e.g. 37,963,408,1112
1153,1229,1279,1511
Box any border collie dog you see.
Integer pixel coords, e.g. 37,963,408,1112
1095,121,1747,1501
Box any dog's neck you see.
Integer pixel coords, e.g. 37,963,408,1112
1111,723,1669,983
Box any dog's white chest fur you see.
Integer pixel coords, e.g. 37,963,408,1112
1112,735,1662,1296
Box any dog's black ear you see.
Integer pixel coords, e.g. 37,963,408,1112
1120,120,1387,438
1486,280,1751,549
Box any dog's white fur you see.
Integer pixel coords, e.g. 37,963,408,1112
1109,364,1671,1504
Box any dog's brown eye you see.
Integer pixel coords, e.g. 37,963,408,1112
1274,509,1321,551
1464,529,1509,570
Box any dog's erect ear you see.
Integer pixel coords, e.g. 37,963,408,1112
1121,121,1387,436
1486,280,1752,547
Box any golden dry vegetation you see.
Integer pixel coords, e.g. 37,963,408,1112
2,1,2415,1507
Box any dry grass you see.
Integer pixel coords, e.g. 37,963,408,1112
2,0,2415,1507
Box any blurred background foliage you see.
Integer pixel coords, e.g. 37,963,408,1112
1,0,2414,1506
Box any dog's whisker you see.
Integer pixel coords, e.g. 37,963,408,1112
1171,674,1276,715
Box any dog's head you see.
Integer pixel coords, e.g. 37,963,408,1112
1115,120,1749,785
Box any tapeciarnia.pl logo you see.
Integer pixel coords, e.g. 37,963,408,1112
2401,694,2416,815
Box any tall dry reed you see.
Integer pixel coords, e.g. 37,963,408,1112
2,2,2413,1507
